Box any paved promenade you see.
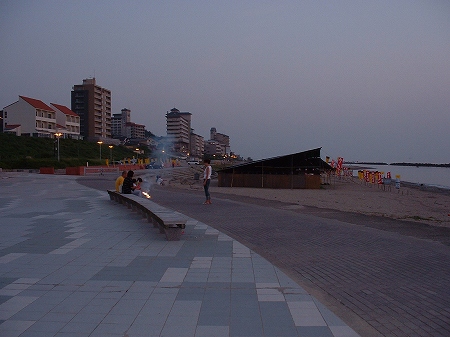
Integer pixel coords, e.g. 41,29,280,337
138,175,450,337
96,168,450,337
0,172,359,337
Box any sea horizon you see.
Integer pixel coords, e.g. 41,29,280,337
349,164,450,190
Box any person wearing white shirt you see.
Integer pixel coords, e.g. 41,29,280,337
203,159,212,204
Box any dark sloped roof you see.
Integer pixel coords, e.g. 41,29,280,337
218,148,333,173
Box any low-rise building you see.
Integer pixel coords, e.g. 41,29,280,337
3,95,57,137
4,124,21,135
51,103,81,139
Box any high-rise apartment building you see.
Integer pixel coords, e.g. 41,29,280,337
111,108,131,138
166,108,191,154
210,127,230,154
190,132,204,158
125,122,145,139
71,78,111,140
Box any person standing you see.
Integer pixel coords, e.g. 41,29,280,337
115,170,127,192
203,159,212,204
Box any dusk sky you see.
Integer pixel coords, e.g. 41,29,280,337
1,1,449,163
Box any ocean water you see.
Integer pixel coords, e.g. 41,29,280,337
349,164,450,189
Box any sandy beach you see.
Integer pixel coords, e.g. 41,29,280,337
168,174,450,228
2,169,448,228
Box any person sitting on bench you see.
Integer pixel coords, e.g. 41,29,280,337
122,170,135,194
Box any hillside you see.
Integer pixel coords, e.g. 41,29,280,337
0,133,142,169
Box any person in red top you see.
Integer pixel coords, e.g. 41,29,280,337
203,159,212,204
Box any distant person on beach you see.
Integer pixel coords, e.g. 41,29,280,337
115,170,127,192
203,159,212,204
156,175,164,186
122,170,135,194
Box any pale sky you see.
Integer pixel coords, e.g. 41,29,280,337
1,1,449,163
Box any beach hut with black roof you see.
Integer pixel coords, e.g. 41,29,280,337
217,147,332,189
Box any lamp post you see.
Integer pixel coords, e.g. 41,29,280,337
109,145,113,164
97,141,103,161
135,148,140,164
55,132,62,162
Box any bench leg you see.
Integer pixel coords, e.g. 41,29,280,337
163,227,183,241
146,214,158,228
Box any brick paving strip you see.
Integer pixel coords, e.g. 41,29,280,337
132,181,450,337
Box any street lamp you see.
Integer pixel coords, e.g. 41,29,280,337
55,132,62,162
97,141,103,161
135,148,140,163
109,145,113,164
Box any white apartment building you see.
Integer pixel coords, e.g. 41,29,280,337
51,103,81,139
166,108,191,154
3,96,57,137
2,96,81,139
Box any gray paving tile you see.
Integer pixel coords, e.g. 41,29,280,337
125,323,163,336
296,326,334,337
58,321,98,334
18,330,58,337
70,312,106,324
176,286,205,301
195,325,229,337
260,302,298,337
288,301,327,327
19,321,66,334
101,313,136,325
161,324,197,336
90,322,131,336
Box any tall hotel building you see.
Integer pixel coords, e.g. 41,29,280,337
166,108,191,154
71,78,111,140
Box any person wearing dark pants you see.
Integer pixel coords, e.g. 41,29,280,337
203,159,212,204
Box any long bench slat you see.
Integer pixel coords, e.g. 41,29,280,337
107,190,187,241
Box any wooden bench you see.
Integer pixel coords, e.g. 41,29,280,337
107,190,187,241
